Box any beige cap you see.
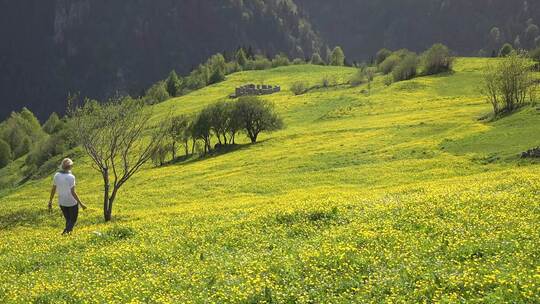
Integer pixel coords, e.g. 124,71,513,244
60,158,74,171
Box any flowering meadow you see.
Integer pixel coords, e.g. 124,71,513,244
1,59,539,303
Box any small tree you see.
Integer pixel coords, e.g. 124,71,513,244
167,115,191,159
234,97,284,143
192,108,212,154
365,67,377,93
291,81,309,95
71,97,167,221
481,52,533,116
311,53,325,65
329,46,345,66
376,48,392,65
151,143,169,167
166,70,182,97
0,139,11,169
236,48,248,68
422,43,454,75
208,102,231,145
499,43,514,57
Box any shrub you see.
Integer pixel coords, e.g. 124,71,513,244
379,54,401,74
321,75,336,87
529,48,540,62
499,43,514,57
376,48,392,65
383,75,394,86
246,55,272,70
291,81,309,95
392,53,418,82
272,53,290,67
422,43,454,75
350,69,367,87
0,139,11,169
143,81,170,105
310,53,325,65
292,58,304,65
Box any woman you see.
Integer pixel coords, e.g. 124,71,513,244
48,158,87,234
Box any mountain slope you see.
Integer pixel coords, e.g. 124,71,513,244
297,0,540,61
1,59,539,302
0,0,322,120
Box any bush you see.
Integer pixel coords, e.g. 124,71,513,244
292,58,304,65
499,43,514,57
383,75,394,86
291,81,309,95
246,55,272,70
422,43,454,75
379,54,401,74
321,75,336,87
329,46,345,66
0,139,11,169
143,81,170,105
350,69,367,87
272,53,290,67
392,53,418,82
529,48,540,62
376,48,392,65
310,53,325,65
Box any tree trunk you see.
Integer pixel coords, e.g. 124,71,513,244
103,170,111,222
105,187,118,221
172,142,176,160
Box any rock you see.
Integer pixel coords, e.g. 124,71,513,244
521,147,540,158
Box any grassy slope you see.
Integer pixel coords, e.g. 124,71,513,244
1,59,540,303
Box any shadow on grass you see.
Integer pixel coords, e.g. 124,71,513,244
0,208,56,230
158,141,268,167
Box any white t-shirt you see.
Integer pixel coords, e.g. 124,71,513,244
53,172,77,207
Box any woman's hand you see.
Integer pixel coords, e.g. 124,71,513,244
79,202,88,210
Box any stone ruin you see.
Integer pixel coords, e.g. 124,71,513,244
230,84,281,98
521,147,540,158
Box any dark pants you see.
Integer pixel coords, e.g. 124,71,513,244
60,205,79,234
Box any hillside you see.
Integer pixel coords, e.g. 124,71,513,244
1,58,540,302
0,0,321,120
3,1,540,121
298,0,540,59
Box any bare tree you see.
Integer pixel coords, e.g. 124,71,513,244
71,97,167,221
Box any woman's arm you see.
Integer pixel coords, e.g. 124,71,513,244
71,186,87,210
48,185,56,211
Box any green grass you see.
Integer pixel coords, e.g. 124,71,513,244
1,58,540,303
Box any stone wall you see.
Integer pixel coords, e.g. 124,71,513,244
231,84,281,98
